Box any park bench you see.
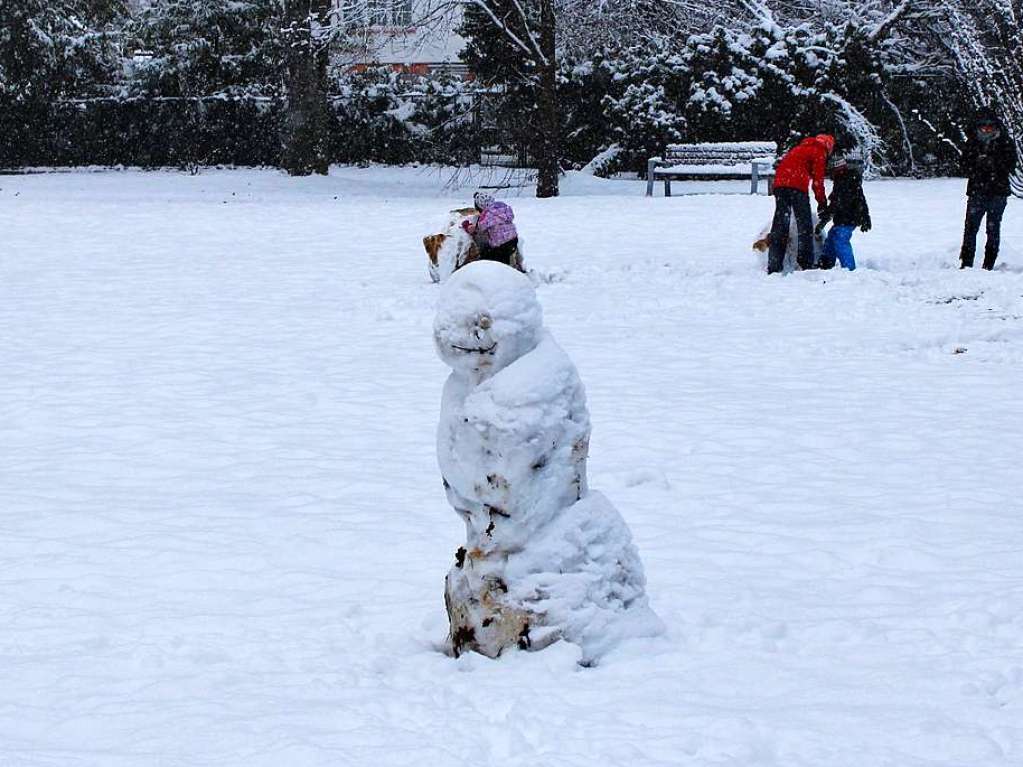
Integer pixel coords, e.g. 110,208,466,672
646,141,778,196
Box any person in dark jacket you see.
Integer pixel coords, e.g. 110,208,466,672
815,155,871,270
767,133,836,274
959,110,1017,270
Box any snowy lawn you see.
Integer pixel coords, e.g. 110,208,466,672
2,167,1022,767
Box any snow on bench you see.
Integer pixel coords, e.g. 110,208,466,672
646,141,778,196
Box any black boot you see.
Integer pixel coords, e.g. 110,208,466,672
982,254,998,271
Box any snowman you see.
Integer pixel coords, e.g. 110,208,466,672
434,261,663,663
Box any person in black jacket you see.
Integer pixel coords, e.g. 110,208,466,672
815,155,871,270
960,110,1018,270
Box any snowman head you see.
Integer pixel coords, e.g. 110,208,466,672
434,262,543,382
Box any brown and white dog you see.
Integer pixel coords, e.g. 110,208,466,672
424,208,481,283
424,207,526,282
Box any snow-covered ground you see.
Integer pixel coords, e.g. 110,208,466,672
2,167,1022,767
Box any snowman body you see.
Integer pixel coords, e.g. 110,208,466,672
434,262,662,662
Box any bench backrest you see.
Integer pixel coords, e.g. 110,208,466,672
664,141,777,165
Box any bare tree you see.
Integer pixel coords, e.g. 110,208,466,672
445,0,562,196
426,0,664,197
534,0,558,197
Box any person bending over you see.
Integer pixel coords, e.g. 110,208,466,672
767,134,836,274
462,192,522,269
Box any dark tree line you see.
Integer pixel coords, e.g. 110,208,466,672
0,0,333,175
1,0,1020,194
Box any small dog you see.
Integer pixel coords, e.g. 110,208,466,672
424,208,481,283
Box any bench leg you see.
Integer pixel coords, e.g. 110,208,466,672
664,179,671,197
646,158,659,197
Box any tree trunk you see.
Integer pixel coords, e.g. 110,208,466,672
535,0,559,198
281,0,330,176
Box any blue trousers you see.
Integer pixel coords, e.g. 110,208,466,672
821,225,856,270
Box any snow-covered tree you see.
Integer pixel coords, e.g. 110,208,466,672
0,0,124,104
0,0,1005,178
566,42,689,171
329,67,476,165
457,0,560,196
0,0,125,164
128,0,283,98
927,0,1023,194
683,20,888,160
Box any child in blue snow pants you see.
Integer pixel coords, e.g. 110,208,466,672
816,154,871,271
821,225,857,270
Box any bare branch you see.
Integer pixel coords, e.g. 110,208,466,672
869,0,915,42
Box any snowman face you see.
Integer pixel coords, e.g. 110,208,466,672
434,262,542,381
443,310,499,378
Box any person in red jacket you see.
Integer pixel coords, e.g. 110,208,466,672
767,134,836,274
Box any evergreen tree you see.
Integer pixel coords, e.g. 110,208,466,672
0,0,125,164
0,0,124,104
599,42,689,165
128,0,284,98
683,21,889,162
458,0,559,197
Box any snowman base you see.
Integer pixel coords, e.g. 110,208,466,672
444,556,533,658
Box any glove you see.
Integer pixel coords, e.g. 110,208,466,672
815,220,827,236
860,218,872,233
817,203,830,219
